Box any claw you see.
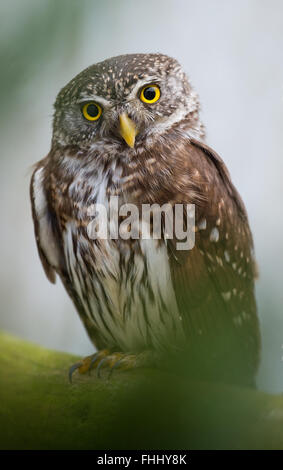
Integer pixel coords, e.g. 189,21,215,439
107,358,124,380
88,351,101,375
69,349,111,383
68,349,153,383
96,357,109,378
68,361,83,384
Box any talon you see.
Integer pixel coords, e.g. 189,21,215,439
68,349,154,382
68,361,83,384
88,351,101,374
107,358,124,380
96,357,109,378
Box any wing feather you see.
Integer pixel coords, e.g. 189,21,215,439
30,164,63,283
168,139,260,378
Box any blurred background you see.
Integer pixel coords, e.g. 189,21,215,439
0,0,282,393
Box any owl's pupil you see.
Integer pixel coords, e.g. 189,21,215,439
144,87,156,101
87,104,99,117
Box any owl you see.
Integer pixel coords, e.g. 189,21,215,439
30,53,260,385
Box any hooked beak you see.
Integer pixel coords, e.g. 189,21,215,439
119,112,138,148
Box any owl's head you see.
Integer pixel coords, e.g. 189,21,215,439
52,53,203,150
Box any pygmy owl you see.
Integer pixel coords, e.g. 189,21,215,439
30,54,260,385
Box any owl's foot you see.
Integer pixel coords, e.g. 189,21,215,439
69,349,156,383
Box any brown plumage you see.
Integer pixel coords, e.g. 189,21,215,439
30,54,260,385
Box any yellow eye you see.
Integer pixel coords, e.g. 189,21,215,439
82,102,102,121
140,84,161,104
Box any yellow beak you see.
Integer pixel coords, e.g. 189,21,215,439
119,112,137,148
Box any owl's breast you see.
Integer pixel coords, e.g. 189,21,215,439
52,153,185,351
62,217,183,351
